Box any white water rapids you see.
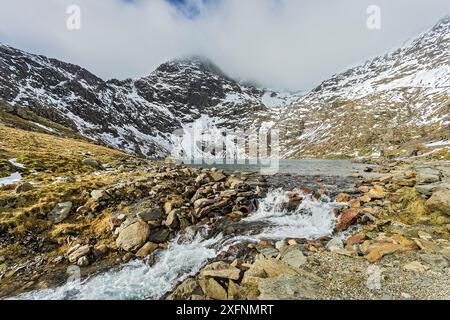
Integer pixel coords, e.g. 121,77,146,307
12,189,340,300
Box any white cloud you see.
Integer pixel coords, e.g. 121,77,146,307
0,0,449,90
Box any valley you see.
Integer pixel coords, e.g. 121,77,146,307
0,14,449,301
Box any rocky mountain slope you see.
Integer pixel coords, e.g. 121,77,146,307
1,16,449,161
0,46,298,158
278,16,450,159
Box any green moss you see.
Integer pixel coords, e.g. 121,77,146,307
431,148,450,160
323,153,353,160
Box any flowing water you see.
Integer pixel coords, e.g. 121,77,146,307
11,160,368,300
12,187,341,300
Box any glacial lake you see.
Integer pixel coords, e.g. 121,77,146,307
183,159,379,177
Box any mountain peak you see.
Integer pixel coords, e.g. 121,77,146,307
154,55,229,79
431,14,450,32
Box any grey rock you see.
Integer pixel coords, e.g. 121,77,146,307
47,201,73,223
258,274,320,300
66,244,81,256
275,240,286,250
52,256,63,264
326,237,344,251
193,198,216,210
416,182,450,197
426,189,450,215
91,189,110,201
255,245,279,258
281,248,307,269
81,158,101,168
77,256,90,267
416,167,441,184
15,182,35,193
116,221,150,252
68,245,91,263
147,228,170,243
420,254,449,268
210,171,226,182
137,207,164,222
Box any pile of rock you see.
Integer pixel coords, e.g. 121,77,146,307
168,239,324,300
68,166,267,264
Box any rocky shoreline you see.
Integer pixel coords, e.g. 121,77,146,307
167,160,450,300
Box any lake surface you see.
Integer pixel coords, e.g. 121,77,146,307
184,159,378,177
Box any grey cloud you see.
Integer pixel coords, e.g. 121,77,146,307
0,0,449,90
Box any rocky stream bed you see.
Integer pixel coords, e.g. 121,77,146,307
0,157,449,300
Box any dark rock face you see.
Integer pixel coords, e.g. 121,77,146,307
0,46,294,158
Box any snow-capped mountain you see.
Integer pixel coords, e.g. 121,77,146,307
278,15,450,158
0,46,299,158
1,15,449,160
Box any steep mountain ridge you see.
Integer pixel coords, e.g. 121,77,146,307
0,46,298,158
278,15,450,159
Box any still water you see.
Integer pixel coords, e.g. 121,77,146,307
184,159,377,177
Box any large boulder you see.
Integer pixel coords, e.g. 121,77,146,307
116,220,150,252
416,167,441,184
258,274,320,300
426,190,450,215
361,237,417,262
335,208,361,231
279,246,307,268
251,257,298,278
416,183,450,197
167,278,203,300
199,278,228,300
201,262,241,281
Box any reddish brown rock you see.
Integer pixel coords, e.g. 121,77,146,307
335,208,361,232
346,234,365,246
258,240,272,246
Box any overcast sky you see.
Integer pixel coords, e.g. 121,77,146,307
0,0,449,90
